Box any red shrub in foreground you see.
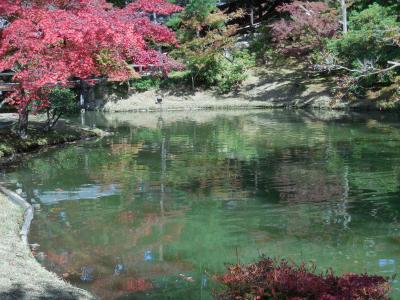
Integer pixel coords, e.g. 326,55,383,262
217,257,391,300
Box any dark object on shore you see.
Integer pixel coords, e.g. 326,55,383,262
156,97,163,104
217,257,392,300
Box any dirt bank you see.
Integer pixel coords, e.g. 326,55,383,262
102,67,397,112
102,68,334,112
0,190,95,300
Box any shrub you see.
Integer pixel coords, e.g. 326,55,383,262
271,1,339,56
130,76,161,92
41,88,78,131
170,2,250,94
174,30,253,93
327,4,400,67
322,3,400,97
214,50,254,94
217,257,392,300
159,70,192,89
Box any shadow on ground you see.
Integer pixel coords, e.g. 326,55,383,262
0,283,89,300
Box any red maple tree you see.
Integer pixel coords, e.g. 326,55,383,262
0,0,182,136
271,1,338,56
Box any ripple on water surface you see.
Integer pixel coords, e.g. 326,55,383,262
4,110,400,299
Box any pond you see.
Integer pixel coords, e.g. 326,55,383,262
3,110,400,299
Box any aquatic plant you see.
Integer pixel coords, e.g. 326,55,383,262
217,257,391,299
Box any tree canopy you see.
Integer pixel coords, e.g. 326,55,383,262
0,0,182,135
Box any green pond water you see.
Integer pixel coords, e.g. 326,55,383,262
4,110,400,299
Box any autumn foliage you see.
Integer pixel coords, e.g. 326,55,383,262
217,257,391,300
271,1,339,55
0,0,182,134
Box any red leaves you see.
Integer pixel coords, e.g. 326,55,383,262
271,1,339,56
127,0,182,15
0,0,181,111
217,257,391,300
122,278,153,292
0,1,21,17
337,273,391,300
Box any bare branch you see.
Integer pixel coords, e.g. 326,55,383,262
316,60,400,78
298,3,314,16
0,99,6,109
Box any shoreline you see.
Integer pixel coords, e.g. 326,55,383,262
0,116,103,299
0,186,33,246
100,67,399,113
0,186,95,300
0,113,111,167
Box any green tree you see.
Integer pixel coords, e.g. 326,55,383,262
41,88,78,132
328,3,400,66
170,2,252,92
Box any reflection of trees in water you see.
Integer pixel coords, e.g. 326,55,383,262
15,113,400,227
19,112,400,233
8,111,400,297
271,160,352,230
91,142,148,196
33,199,192,299
273,165,343,203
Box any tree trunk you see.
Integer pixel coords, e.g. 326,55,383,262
18,107,29,139
339,0,348,33
42,109,51,132
43,110,62,132
249,1,254,27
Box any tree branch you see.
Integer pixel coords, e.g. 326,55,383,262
298,3,314,16
316,61,400,78
355,61,400,78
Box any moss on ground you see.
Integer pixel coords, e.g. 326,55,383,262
0,119,99,164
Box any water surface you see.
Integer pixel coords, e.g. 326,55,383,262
4,110,400,299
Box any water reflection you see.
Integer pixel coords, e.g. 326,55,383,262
4,110,400,299
36,184,119,203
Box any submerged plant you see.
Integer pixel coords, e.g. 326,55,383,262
217,257,392,300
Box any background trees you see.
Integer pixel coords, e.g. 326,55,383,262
327,3,399,66
166,0,398,98
251,0,399,100
324,2,400,97
166,0,254,92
